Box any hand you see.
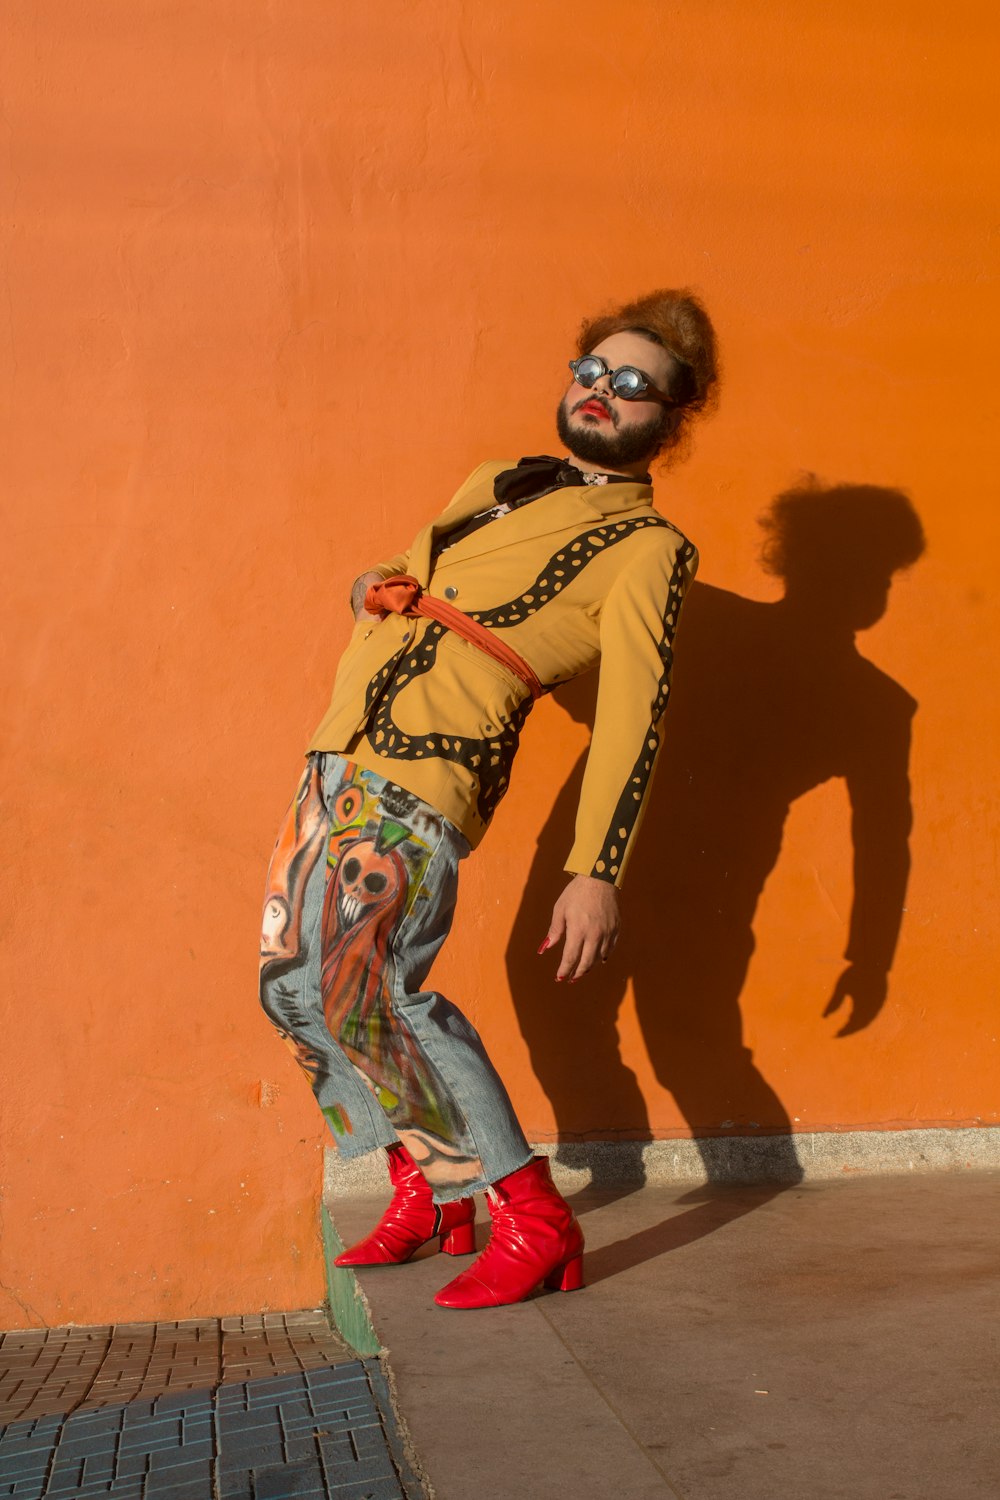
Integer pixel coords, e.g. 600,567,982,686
822,964,888,1037
539,874,621,982
351,570,387,623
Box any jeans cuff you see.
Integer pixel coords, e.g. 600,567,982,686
430,1147,536,1205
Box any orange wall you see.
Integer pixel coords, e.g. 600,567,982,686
2,0,997,1325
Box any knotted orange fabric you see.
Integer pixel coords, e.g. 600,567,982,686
364,574,543,701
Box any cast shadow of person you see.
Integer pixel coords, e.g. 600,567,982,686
506,479,926,1264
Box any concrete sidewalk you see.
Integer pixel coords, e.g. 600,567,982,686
327,1171,999,1500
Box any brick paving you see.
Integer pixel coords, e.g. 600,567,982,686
0,1314,423,1499
0,1314,352,1428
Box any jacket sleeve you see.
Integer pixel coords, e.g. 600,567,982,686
370,550,412,579
348,554,411,619
563,534,698,888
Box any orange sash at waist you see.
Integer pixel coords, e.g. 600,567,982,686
364,574,543,702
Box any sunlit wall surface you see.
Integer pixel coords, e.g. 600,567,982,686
1,0,996,1324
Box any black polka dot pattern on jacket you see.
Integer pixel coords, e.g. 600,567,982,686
469,515,681,628
362,621,533,826
589,542,695,882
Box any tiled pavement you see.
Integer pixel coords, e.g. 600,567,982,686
0,1314,354,1425
0,1314,423,1500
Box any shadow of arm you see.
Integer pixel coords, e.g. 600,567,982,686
825,688,915,1035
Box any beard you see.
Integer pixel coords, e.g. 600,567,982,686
556,394,669,470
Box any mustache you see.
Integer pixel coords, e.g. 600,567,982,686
572,394,618,425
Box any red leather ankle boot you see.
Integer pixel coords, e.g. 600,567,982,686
434,1155,584,1308
334,1143,477,1267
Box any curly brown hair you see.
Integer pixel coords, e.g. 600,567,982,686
576,288,720,460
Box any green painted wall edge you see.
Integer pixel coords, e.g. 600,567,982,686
320,1201,382,1358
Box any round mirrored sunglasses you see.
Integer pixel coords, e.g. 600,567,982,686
569,354,679,404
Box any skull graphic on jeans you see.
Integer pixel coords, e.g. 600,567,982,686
334,839,405,931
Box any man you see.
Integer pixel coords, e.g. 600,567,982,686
259,289,719,1309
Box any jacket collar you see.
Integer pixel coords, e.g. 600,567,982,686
409,460,657,581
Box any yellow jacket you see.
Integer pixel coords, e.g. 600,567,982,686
308,460,698,887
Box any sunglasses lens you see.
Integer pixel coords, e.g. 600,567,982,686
573,356,604,388
611,367,644,399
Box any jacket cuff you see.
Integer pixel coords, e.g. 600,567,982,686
562,856,627,891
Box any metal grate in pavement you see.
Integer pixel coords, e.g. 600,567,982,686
0,1360,420,1499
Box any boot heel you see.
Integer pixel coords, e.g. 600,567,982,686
440,1221,477,1256
544,1253,584,1292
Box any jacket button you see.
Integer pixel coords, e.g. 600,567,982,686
444,585,458,600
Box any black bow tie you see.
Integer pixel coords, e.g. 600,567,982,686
492,455,583,505
493,454,647,506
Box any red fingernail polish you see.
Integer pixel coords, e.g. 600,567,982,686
537,938,550,955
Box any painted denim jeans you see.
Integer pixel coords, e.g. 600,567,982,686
259,752,531,1201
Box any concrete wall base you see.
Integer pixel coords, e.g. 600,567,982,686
324,1126,1000,1199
